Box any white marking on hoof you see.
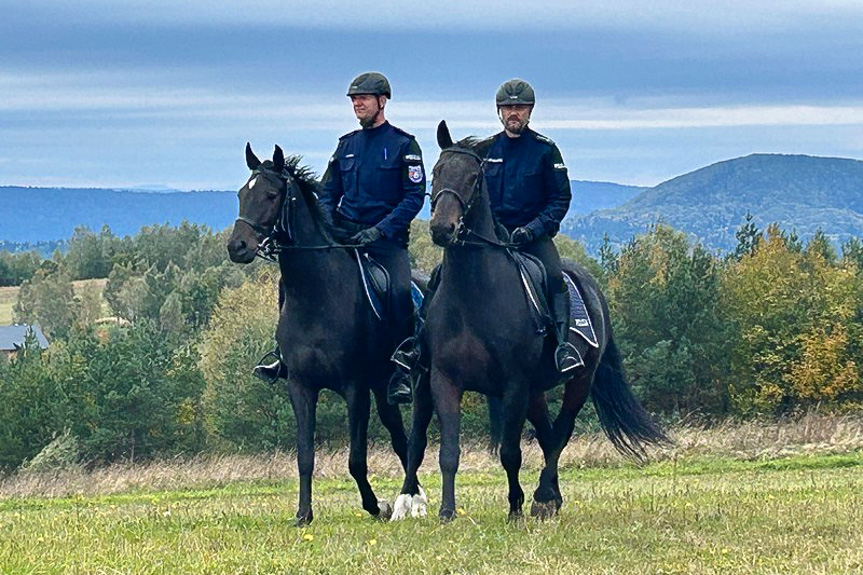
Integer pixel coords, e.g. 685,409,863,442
391,494,413,521
411,487,428,518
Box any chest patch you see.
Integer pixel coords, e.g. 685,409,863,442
408,164,424,183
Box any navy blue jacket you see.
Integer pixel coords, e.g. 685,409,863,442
321,122,426,240
482,128,571,237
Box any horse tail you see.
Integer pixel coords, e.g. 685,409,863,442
591,337,671,460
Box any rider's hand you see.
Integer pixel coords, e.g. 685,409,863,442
510,226,534,247
350,227,383,246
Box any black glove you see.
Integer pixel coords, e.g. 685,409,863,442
510,226,534,247
350,227,383,246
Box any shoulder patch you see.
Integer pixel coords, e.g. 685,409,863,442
408,164,424,183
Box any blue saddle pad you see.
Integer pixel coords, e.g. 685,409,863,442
563,273,599,348
410,280,424,316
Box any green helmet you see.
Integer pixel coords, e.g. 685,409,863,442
495,78,535,106
346,72,392,98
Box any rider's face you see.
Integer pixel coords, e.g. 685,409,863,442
499,104,532,136
351,94,386,128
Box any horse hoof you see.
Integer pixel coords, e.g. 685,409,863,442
439,508,456,523
376,500,393,521
294,513,313,527
530,500,558,520
391,494,412,521
411,488,428,518
507,509,524,524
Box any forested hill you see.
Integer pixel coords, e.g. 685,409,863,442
1,187,237,243
2,180,641,246
563,154,863,253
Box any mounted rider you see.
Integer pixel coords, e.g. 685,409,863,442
255,73,425,405
393,78,579,375
484,78,580,372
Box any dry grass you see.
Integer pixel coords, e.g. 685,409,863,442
3,412,861,500
0,286,16,324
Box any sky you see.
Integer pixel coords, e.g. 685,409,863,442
1,0,862,191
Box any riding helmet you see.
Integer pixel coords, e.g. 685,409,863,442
495,78,535,107
347,72,392,98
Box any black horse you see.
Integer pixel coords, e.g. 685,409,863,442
227,144,409,525
392,122,669,522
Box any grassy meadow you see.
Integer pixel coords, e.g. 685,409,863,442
2,415,862,574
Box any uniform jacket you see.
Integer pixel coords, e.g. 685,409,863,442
321,121,426,241
482,128,571,237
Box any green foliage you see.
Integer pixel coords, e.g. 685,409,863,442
198,267,295,450
723,225,863,413
62,225,118,280
407,219,441,277
606,225,731,415
13,263,76,339
0,250,42,286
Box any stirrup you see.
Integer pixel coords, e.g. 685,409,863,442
391,337,419,371
253,350,286,384
555,342,583,373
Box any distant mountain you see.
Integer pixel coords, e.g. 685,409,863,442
568,180,647,216
562,154,863,253
0,187,237,244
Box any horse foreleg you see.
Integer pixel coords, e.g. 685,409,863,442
499,388,529,522
345,385,388,519
287,380,318,526
431,371,462,523
392,371,433,521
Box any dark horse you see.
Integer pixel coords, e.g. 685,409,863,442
392,122,668,522
227,144,409,525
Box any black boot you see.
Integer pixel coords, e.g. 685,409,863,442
253,347,288,384
387,370,413,405
551,290,583,373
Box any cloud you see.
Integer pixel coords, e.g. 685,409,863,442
15,0,863,32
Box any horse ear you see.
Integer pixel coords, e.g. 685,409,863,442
273,145,285,173
246,142,261,170
437,120,454,150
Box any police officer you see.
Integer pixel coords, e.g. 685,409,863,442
484,78,580,373
320,71,426,404
393,78,580,376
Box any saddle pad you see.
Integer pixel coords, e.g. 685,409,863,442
563,273,599,348
355,250,386,321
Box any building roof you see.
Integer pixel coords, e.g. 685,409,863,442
0,324,50,351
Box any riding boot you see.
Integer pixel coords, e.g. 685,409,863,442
253,345,288,384
387,368,413,405
551,289,583,373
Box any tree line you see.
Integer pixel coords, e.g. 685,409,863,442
1,217,861,472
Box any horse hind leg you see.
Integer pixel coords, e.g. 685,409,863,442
345,386,390,520
525,392,560,520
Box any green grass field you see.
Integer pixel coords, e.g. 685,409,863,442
2,450,861,574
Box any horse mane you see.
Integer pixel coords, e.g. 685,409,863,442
281,155,339,241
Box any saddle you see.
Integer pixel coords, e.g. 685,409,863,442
355,251,424,322
508,251,599,348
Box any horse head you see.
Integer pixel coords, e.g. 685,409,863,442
429,121,487,247
227,143,289,263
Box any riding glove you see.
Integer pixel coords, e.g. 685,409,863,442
510,226,534,246
350,226,383,246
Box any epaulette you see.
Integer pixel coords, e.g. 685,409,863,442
529,130,556,146
390,125,416,140
338,129,362,141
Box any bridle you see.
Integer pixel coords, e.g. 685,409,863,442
234,165,365,263
430,147,512,249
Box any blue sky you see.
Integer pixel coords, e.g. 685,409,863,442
2,0,861,190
